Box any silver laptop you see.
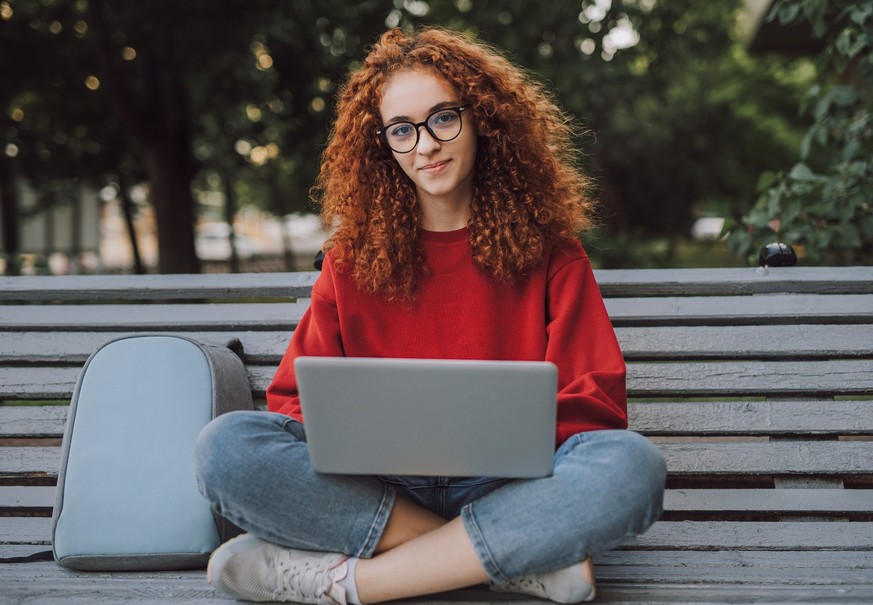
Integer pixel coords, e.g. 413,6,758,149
294,356,558,478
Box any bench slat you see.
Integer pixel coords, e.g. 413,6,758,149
629,400,873,435
3,296,871,333
6,517,873,550
0,485,56,508
665,489,873,512
597,565,873,587
626,359,873,397
596,266,873,297
4,325,871,365
5,359,872,400
0,405,67,437
617,324,873,359
0,271,319,302
6,400,871,439
0,303,308,331
0,331,293,365
606,294,873,326
0,564,873,605
3,267,871,302
631,520,873,550
659,440,873,475
6,441,871,478
6,484,868,514
598,549,873,571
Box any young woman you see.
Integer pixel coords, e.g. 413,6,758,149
196,27,666,604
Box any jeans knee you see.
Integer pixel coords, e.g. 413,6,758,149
195,411,270,501
620,430,667,496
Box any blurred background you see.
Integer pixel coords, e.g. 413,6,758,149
1,0,870,275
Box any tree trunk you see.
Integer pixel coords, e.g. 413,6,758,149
143,142,200,274
0,156,20,275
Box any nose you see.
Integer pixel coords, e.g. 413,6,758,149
415,125,441,154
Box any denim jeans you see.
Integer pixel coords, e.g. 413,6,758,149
195,411,666,583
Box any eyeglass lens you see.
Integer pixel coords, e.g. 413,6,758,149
383,108,463,153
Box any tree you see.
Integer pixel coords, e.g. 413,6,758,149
727,0,873,265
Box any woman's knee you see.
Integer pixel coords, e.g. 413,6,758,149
560,429,666,504
195,411,296,498
619,430,667,490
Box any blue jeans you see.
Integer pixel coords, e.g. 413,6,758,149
195,411,665,583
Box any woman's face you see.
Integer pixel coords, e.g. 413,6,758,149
379,69,477,214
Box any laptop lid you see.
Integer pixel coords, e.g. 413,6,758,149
294,356,558,478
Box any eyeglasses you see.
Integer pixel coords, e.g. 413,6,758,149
376,105,470,154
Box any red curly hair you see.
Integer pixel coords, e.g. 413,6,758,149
313,26,595,300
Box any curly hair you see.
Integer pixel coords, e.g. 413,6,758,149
313,26,595,300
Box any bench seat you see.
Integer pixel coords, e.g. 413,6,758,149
2,266,872,603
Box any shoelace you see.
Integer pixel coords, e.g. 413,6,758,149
272,552,336,603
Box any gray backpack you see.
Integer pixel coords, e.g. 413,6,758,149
51,335,253,571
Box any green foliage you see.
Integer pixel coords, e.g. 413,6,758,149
0,0,830,271
727,0,873,265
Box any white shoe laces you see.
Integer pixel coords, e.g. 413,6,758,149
271,548,347,604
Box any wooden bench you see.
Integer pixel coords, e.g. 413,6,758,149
2,267,872,603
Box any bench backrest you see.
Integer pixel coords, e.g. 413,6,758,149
2,267,872,553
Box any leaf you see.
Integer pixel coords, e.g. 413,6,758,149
831,85,859,107
800,129,815,159
789,162,818,181
756,170,778,191
778,3,801,25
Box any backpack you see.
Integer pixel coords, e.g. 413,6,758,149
50,335,253,571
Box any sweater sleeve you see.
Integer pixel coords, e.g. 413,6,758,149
266,259,344,419
546,247,628,443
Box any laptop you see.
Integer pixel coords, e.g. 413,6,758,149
294,356,558,478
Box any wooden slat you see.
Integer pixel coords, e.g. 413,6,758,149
0,447,61,478
4,267,872,302
629,521,873,550
0,405,67,437
595,266,873,297
597,548,873,571
6,399,871,440
664,489,873,513
0,517,52,544
629,400,873,435
6,296,866,333
627,359,873,397
5,485,869,514
4,517,873,554
0,271,319,302
0,302,309,331
0,331,292,365
0,367,81,400
606,294,873,326
7,518,873,551
5,325,871,365
5,440,871,479
0,485,55,508
659,441,873,475
617,324,873,359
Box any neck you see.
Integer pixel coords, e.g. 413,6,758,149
417,190,472,232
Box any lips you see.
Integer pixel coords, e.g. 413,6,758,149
418,159,450,173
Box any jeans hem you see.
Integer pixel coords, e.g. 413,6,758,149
460,502,506,583
356,483,396,559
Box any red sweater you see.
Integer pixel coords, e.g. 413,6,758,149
266,228,628,446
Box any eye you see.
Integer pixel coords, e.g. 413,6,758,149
388,123,414,138
430,110,458,128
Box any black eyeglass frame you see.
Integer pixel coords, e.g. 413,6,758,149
376,105,471,154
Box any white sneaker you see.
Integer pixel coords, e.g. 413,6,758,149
208,533,350,604
490,558,596,603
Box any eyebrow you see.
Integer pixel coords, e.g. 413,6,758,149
384,100,463,124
